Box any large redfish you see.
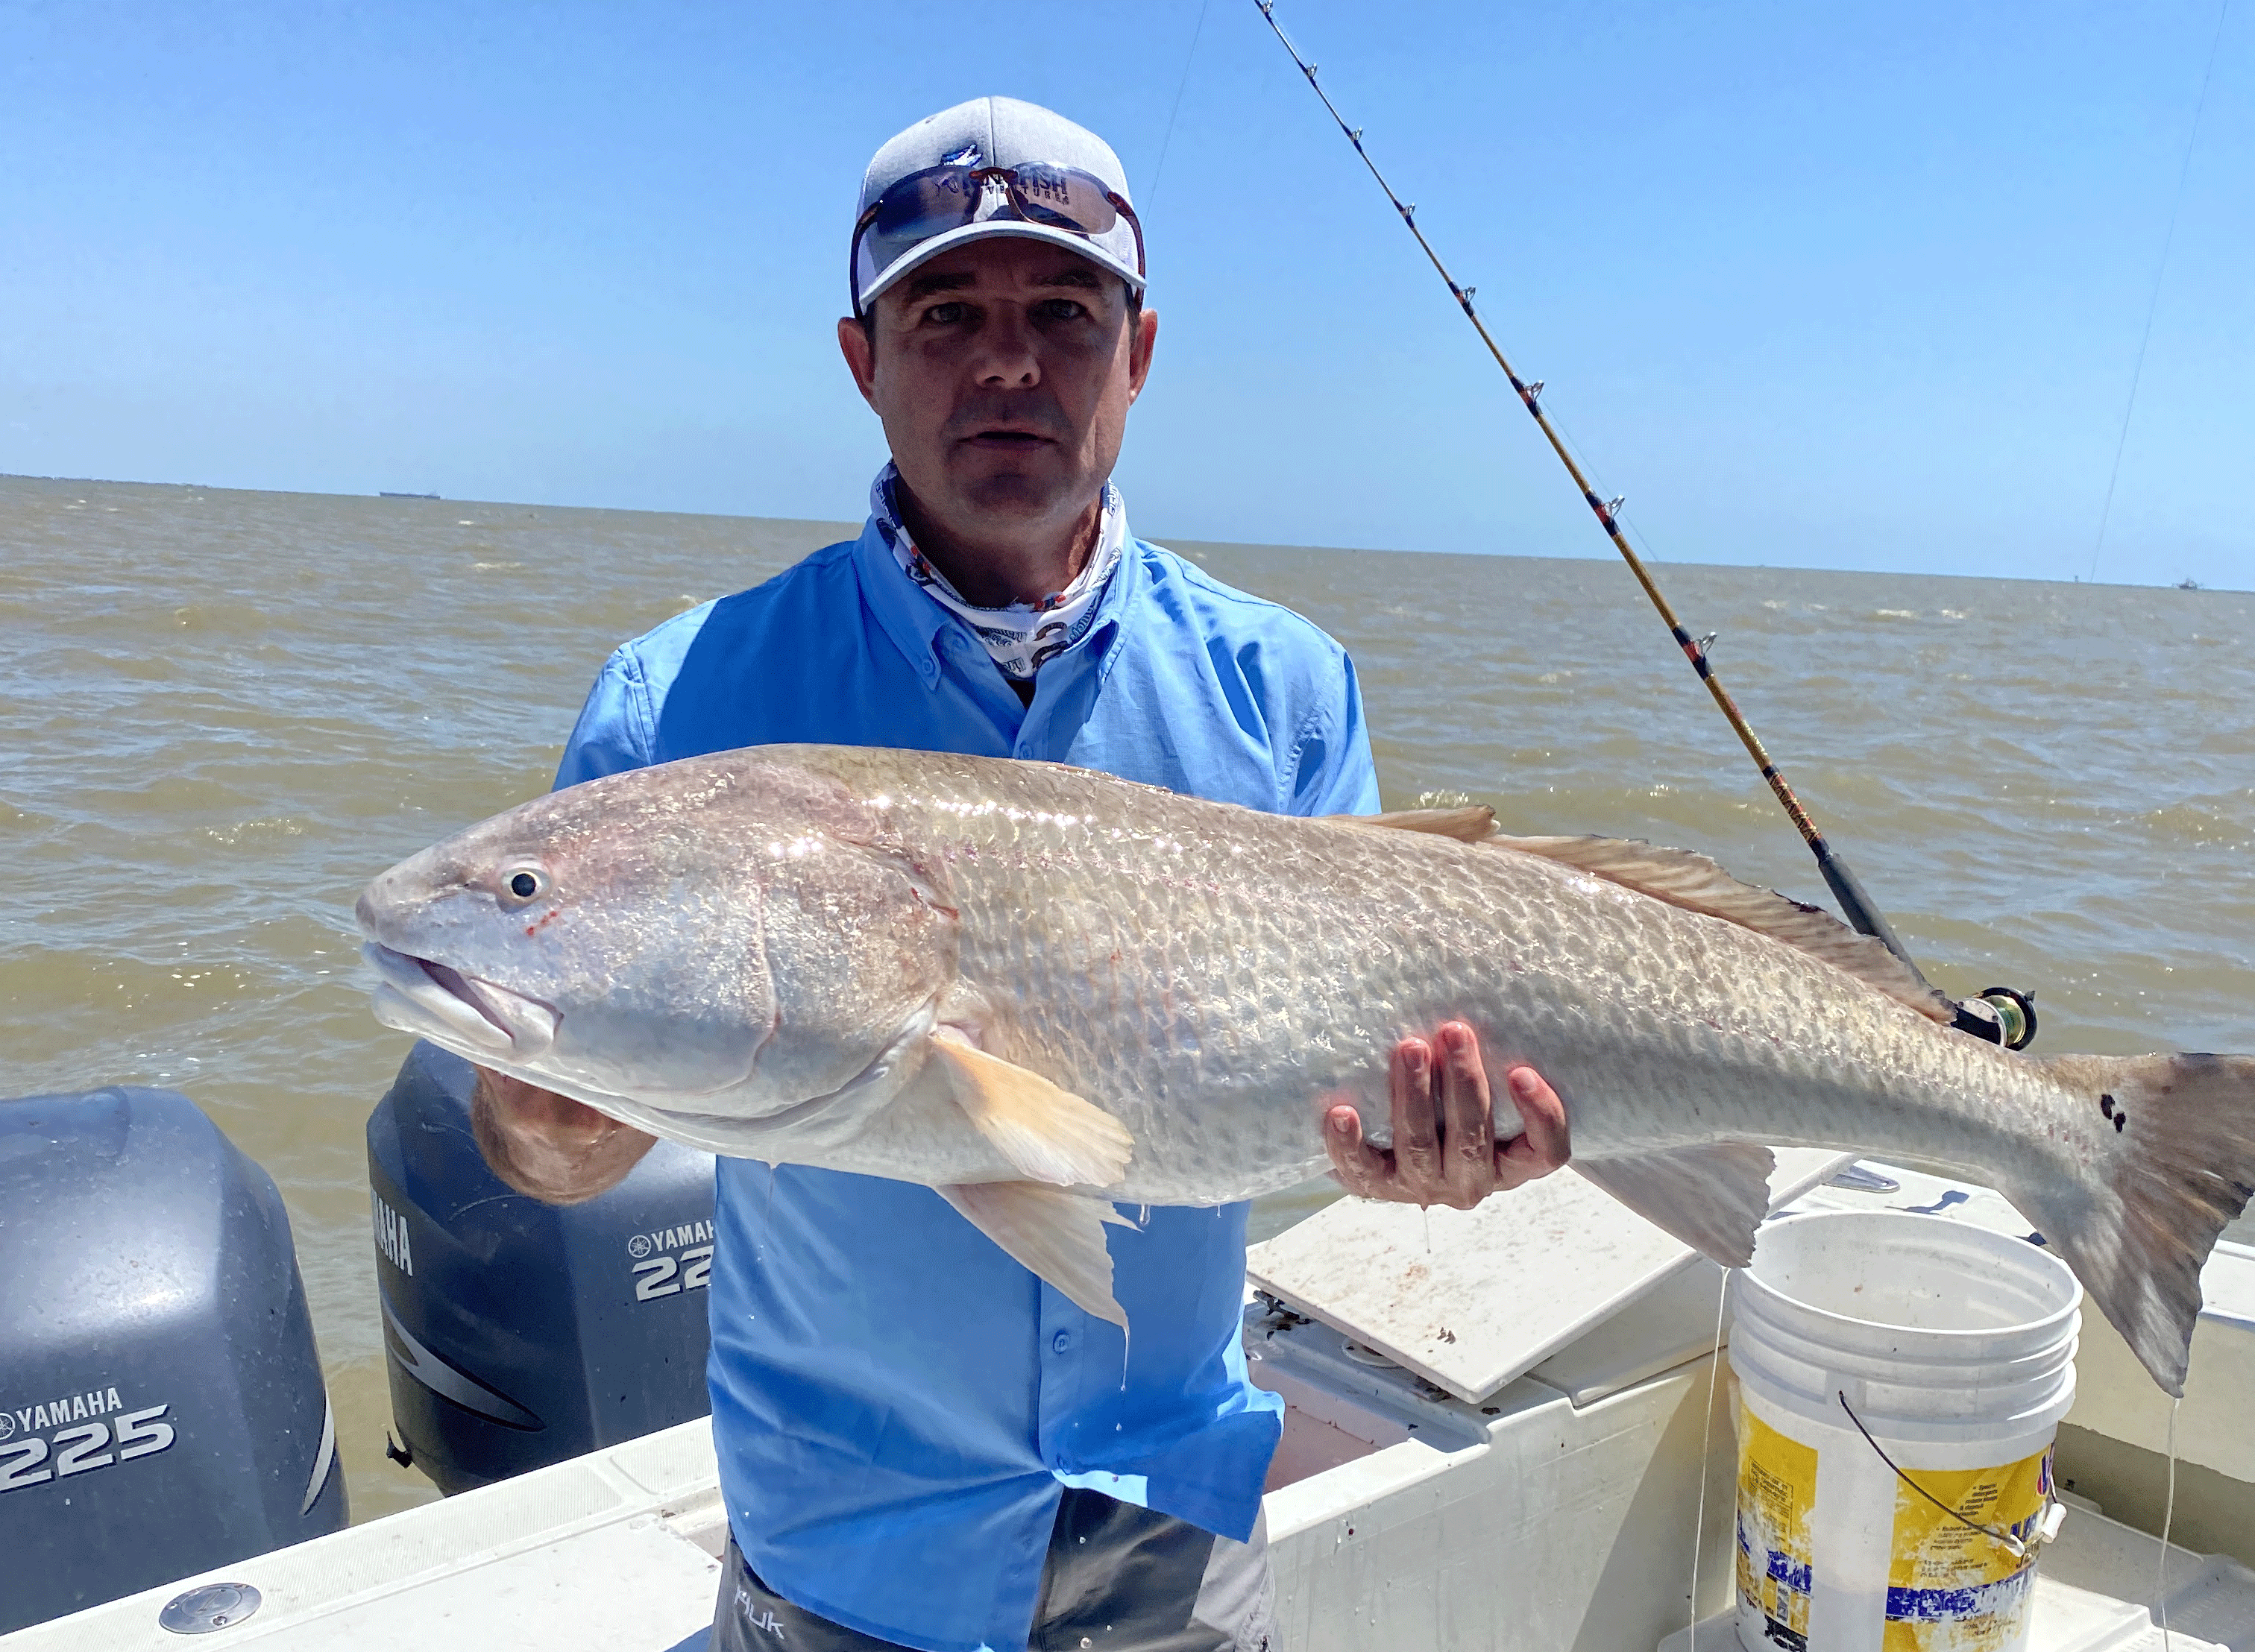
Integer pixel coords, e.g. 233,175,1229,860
356,744,2255,1395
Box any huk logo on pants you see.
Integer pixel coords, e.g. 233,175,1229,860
733,1583,786,1638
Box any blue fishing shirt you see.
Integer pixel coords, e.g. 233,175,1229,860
555,506,1380,1652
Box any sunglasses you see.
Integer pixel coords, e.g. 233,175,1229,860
849,163,1146,318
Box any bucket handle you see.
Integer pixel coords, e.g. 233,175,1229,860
1836,1391,2068,1562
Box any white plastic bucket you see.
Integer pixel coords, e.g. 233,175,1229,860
1728,1209,2081,1652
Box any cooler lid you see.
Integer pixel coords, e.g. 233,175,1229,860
1245,1147,1852,1404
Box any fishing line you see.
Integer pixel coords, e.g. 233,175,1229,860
2088,0,2231,585
1686,1267,1730,1645
2157,1396,2181,1649
1249,1,1922,977
1145,0,1214,212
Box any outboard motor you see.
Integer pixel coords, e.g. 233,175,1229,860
368,1042,716,1494
0,1087,345,1634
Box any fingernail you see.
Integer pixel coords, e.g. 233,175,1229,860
1441,1024,1468,1053
1510,1068,1538,1096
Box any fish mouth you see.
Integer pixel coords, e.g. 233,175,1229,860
362,942,559,1059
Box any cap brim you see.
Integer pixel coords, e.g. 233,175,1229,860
858,220,1144,313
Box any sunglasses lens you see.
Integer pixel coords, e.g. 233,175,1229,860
855,163,1139,308
1003,165,1119,236
865,166,985,263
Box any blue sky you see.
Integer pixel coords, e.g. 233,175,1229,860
3,0,2248,587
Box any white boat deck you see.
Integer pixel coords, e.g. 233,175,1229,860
9,1158,2255,1651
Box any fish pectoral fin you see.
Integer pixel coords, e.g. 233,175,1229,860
937,1182,1128,1327
927,1031,1134,1188
1573,1142,1777,1267
1327,805,1498,842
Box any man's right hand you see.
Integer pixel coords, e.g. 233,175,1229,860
470,1066,658,1205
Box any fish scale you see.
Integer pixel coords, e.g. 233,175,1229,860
358,743,2255,1394
844,748,2037,1198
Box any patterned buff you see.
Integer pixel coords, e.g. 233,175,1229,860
871,463,1127,681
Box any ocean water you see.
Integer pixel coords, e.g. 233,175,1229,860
4,473,2252,1525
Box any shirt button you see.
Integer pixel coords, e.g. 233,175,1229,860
1051,1331,1072,1355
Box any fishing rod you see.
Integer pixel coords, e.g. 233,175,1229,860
1252,0,2035,1047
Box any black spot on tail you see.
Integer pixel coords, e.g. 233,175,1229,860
2020,1050,2255,1396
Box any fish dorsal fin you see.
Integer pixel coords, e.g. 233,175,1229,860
1330,806,1500,842
1488,833,1953,1024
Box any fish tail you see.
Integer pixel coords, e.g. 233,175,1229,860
2001,1052,2255,1396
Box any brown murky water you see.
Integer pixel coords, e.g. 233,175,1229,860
4,473,2251,1524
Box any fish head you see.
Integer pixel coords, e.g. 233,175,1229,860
356,753,958,1115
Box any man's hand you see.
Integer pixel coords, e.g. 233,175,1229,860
470,1065,658,1205
1323,1023,1570,1209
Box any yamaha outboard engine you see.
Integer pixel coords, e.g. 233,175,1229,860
368,1041,716,1494
0,1086,345,1634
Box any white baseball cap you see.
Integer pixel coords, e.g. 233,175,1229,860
852,95,1145,316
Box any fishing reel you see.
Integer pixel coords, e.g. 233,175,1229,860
1951,987,2039,1051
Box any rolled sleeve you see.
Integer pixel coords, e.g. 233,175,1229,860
554,646,657,789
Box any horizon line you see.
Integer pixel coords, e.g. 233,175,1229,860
2,470,2242,596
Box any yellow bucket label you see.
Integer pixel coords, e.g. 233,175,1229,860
1735,1399,1817,1646
1881,1446,2051,1651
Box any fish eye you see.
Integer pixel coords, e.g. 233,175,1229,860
498,866,547,904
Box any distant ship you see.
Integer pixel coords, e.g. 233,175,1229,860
379,491,441,500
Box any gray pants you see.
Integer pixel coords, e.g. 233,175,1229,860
711,1489,1274,1652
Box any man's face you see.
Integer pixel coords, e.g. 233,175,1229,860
838,236,1157,543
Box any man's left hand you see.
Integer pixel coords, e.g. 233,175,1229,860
1324,1023,1570,1208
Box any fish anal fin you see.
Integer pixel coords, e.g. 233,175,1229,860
1328,806,1498,842
928,1032,1133,1188
1489,834,1952,1024
1573,1142,1777,1267
937,1182,1128,1327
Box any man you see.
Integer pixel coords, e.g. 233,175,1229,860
473,97,1568,1652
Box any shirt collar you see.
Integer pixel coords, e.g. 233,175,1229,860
851,474,1142,689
